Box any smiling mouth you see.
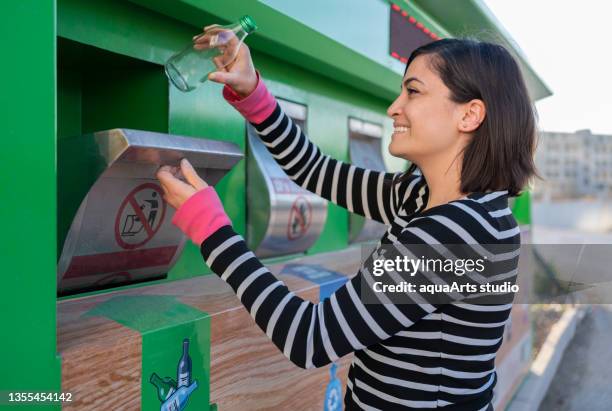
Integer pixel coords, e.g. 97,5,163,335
393,126,409,133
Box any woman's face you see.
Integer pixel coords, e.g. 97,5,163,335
386,55,464,164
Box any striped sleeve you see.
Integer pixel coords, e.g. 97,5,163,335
250,103,423,225
198,209,505,369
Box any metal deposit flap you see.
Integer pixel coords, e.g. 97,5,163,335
57,129,243,295
348,118,388,243
247,99,328,258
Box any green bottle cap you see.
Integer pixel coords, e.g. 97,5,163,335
239,15,258,34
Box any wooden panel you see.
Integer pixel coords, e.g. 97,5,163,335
58,312,142,410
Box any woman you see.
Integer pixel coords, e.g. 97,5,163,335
157,37,537,410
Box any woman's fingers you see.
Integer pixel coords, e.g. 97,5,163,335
193,34,214,49
156,169,176,206
194,28,239,51
211,55,226,71
156,165,174,182
193,24,220,41
156,165,200,209
157,161,208,191
180,159,208,190
193,27,223,45
157,167,187,191
207,70,239,86
203,24,220,32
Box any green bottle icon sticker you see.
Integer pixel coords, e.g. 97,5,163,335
150,373,177,402
151,338,198,411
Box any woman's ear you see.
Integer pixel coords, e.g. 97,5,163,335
459,99,486,133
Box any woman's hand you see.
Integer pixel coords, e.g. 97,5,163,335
193,24,258,97
156,159,209,210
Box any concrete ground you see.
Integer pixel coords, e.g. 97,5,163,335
539,305,612,411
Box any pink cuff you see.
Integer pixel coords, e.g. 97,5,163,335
222,71,277,124
171,187,232,245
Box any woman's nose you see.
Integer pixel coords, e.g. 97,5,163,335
387,97,402,118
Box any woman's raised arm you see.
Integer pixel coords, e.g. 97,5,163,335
224,73,425,225
203,36,426,225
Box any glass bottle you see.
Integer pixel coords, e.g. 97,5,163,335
165,15,257,92
150,372,177,402
160,381,198,411
176,338,192,387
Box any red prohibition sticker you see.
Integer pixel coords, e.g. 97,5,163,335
114,183,167,250
287,196,312,240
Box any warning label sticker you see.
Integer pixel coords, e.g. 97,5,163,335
58,178,184,293
114,183,167,250
287,196,312,240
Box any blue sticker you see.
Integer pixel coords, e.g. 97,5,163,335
281,263,348,300
324,363,343,411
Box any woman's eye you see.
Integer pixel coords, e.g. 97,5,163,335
407,88,419,95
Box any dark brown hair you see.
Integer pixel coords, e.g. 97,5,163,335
395,38,541,197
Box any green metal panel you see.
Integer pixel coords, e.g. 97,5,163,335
511,191,532,226
80,67,168,135
259,0,407,75
59,0,402,100
58,0,184,65
57,68,82,140
0,0,62,408
129,0,404,101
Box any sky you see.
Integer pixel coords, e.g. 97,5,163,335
483,0,612,134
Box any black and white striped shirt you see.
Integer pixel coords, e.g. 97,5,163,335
200,103,521,410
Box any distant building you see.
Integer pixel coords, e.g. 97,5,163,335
534,129,612,200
